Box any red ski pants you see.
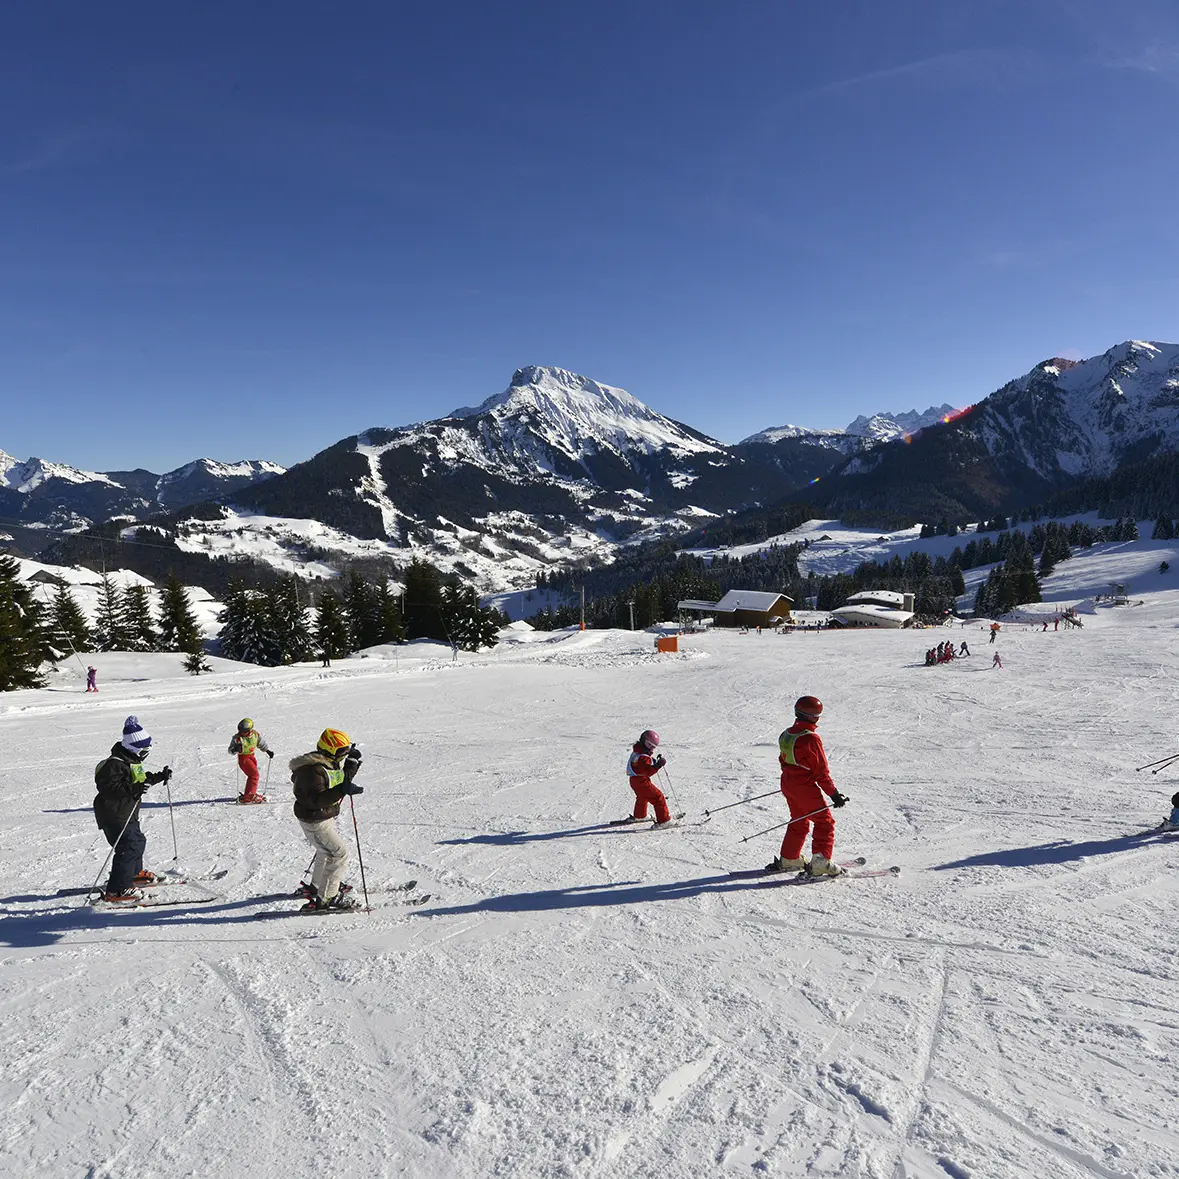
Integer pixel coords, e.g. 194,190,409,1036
237,752,260,795
779,781,835,860
630,778,670,824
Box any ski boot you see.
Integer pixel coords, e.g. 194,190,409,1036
237,793,267,805
132,870,158,885
296,881,353,901
764,856,807,873
806,854,844,878
102,888,145,904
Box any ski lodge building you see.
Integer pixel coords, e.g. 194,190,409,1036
830,590,915,628
677,589,794,629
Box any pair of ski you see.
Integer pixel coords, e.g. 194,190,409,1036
1123,823,1178,840
254,879,430,919
608,812,687,828
79,872,228,909
729,857,901,883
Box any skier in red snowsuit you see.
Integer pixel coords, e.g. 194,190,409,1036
621,730,672,825
767,695,848,876
228,717,274,803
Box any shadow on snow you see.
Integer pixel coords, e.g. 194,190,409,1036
932,833,1157,870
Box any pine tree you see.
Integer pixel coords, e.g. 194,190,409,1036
218,581,281,665
94,574,133,651
50,583,92,654
315,589,351,660
342,569,383,650
183,650,213,675
1152,516,1174,540
404,559,447,641
0,553,51,690
440,583,501,652
270,576,315,664
375,575,405,644
122,584,158,651
158,574,203,653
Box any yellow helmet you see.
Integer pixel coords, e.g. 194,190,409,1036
317,728,352,756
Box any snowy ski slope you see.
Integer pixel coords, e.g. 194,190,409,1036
1,602,1177,1177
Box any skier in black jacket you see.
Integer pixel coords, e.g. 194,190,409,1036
92,716,172,902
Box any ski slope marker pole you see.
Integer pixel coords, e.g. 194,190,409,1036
349,795,370,912
703,789,779,820
740,804,832,844
1135,753,1179,771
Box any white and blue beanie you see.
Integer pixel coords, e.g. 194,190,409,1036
121,715,152,755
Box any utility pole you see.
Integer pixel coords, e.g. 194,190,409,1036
628,599,635,631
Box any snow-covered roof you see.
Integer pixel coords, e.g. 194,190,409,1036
846,589,908,608
679,590,793,614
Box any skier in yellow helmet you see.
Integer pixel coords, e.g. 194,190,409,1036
288,728,364,913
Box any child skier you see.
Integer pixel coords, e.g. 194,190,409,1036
228,717,274,804
766,695,849,876
992,651,1003,669
92,716,172,902
85,666,97,693
619,730,672,826
1165,792,1179,831
289,728,364,912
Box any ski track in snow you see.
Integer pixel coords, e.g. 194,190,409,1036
3,607,1179,1177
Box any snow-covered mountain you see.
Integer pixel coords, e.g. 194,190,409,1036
742,403,956,451
974,340,1179,478
810,340,1179,521
0,449,284,533
153,366,841,592
0,451,119,494
153,458,286,509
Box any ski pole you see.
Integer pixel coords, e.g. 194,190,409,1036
1150,758,1179,776
659,766,681,813
349,794,370,912
264,755,272,794
740,803,832,844
1136,753,1179,771
83,805,139,905
164,769,179,865
702,789,779,820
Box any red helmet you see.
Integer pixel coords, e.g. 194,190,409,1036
639,729,660,752
794,695,823,721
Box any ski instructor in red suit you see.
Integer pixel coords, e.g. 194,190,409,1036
767,695,849,876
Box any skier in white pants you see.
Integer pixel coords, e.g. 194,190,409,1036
289,727,364,913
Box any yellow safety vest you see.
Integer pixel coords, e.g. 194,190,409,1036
95,759,146,785
778,730,810,766
238,732,260,756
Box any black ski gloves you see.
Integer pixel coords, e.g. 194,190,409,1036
162,766,172,784
653,755,666,769
830,791,849,808
266,750,274,759
342,783,364,796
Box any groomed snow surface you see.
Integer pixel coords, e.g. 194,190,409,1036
2,606,1178,1178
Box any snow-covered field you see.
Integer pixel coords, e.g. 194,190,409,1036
2,584,1178,1178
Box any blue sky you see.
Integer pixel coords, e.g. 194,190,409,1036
3,0,1179,471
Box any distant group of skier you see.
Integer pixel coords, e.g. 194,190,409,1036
92,716,365,913
924,640,969,666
